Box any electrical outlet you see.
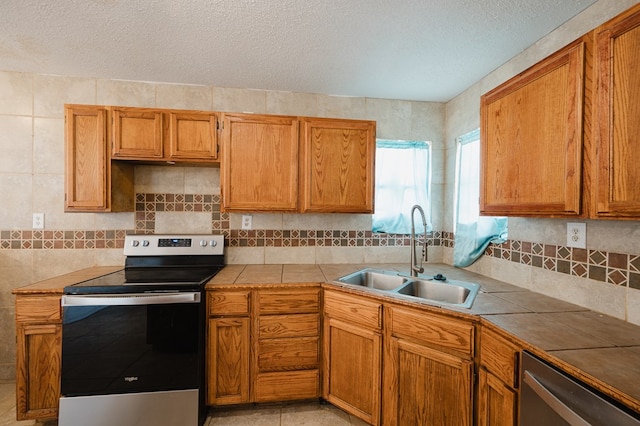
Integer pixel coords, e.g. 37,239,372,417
241,215,252,230
566,222,586,249
32,213,44,229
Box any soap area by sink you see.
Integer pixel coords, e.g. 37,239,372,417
335,267,480,308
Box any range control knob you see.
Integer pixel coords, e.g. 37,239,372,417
200,240,208,247
142,240,150,247
210,240,218,247
131,240,140,247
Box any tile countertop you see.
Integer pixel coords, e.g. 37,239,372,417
12,263,640,413
207,263,640,414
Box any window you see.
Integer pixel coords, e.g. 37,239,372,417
453,129,507,267
372,140,431,234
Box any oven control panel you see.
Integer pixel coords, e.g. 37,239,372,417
124,234,225,256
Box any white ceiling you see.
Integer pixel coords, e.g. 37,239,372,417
1,0,597,102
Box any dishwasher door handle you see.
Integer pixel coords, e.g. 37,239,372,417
62,292,201,307
523,370,592,426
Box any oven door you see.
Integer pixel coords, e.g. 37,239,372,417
60,292,204,426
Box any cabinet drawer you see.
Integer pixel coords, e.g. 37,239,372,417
389,306,474,356
258,337,319,371
255,370,319,402
324,290,382,330
208,290,250,316
15,295,61,322
258,314,319,338
481,327,521,388
258,289,320,314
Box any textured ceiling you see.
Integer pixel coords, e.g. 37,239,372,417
1,0,597,102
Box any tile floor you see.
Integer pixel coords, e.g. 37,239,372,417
0,381,368,426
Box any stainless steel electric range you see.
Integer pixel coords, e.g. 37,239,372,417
59,234,225,426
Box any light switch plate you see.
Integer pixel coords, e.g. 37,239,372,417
567,222,586,249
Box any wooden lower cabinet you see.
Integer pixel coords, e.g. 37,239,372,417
207,317,250,405
206,285,320,406
477,368,517,426
323,318,382,425
383,305,475,426
15,295,62,421
477,326,522,426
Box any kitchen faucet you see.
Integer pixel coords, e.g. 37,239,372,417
410,204,428,277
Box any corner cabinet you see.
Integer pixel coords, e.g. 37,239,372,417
64,104,134,212
221,114,376,213
480,37,587,217
594,3,640,218
15,294,62,421
300,118,375,213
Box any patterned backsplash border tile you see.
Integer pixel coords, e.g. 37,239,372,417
1,192,638,290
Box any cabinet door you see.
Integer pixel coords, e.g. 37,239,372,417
15,323,61,420
477,368,518,426
221,113,299,211
480,39,586,216
168,112,218,160
112,107,163,158
64,105,108,211
207,317,250,405
385,337,473,426
300,118,375,213
323,317,381,425
595,4,640,217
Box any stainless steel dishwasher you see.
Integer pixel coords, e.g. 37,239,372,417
520,351,640,425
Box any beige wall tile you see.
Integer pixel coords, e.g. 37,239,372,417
0,174,32,228
94,212,134,231
410,101,445,143
0,71,32,116
283,213,333,230
226,247,266,264
33,174,96,230
155,84,213,110
365,98,412,140
154,211,212,234
0,115,32,174
0,250,33,307
134,165,185,193
626,287,640,326
316,246,365,264
33,75,96,117
265,246,316,264
184,167,219,194
212,87,267,113
331,214,372,231
97,79,156,107
266,91,318,116
316,95,367,119
364,246,408,264
95,249,126,267
229,212,283,230
32,249,96,281
33,117,64,174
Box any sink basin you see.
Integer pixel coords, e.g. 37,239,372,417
395,278,480,308
335,269,480,308
336,269,410,290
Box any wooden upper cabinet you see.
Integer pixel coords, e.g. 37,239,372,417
168,112,218,160
64,105,134,212
595,3,640,218
480,38,587,217
300,118,375,213
111,107,163,159
221,113,299,212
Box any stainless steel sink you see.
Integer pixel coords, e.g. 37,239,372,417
395,278,479,308
335,268,480,308
336,269,410,290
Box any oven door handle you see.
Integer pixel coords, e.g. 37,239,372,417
61,292,201,307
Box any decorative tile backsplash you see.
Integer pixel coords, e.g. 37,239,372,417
1,192,639,290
